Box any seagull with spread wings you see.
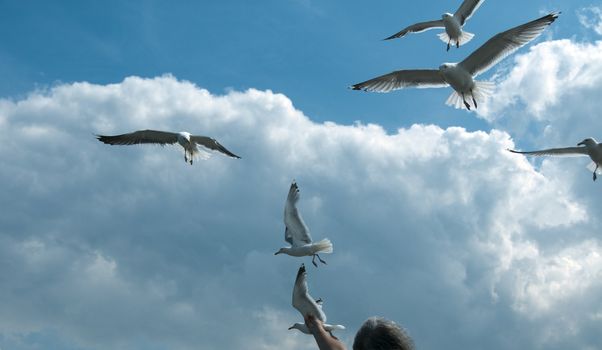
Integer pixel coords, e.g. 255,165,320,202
96,130,240,164
385,0,485,51
353,12,559,111
275,181,333,267
508,138,602,181
289,264,344,337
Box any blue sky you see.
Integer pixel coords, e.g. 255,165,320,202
1,1,602,349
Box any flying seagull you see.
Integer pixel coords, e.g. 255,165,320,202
385,0,485,51
96,130,240,164
290,264,345,338
275,181,333,267
353,12,559,111
508,138,602,181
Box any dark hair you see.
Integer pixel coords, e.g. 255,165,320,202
353,317,415,350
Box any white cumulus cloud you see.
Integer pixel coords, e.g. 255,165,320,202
0,75,600,350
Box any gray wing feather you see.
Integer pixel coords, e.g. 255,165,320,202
190,136,241,158
508,146,588,157
284,182,313,246
384,20,445,40
292,264,327,322
351,69,446,93
454,0,485,25
460,12,559,77
96,130,178,145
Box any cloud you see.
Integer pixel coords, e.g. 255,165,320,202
478,39,602,123
577,6,602,35
0,75,601,350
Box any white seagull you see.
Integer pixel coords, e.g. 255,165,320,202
508,138,602,181
385,0,485,51
96,129,240,164
274,181,333,267
290,264,345,337
353,12,559,111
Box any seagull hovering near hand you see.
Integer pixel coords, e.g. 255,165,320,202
353,12,559,111
385,0,485,51
508,138,602,181
96,129,240,164
275,181,333,267
289,264,345,338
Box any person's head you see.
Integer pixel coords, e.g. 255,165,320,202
353,317,415,350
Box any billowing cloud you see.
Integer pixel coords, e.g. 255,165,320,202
0,75,601,350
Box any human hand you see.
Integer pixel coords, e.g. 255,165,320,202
305,315,347,350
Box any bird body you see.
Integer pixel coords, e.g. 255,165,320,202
288,322,346,334
276,239,333,257
292,264,327,322
385,0,483,51
355,13,559,110
275,181,333,267
441,13,464,48
96,129,240,164
508,138,602,181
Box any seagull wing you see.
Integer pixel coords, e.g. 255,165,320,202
190,135,241,158
351,69,447,93
96,130,179,145
384,20,445,40
508,146,589,157
292,264,327,322
459,12,559,77
284,181,313,246
454,0,485,25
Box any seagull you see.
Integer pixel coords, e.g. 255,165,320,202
290,264,345,338
96,129,240,164
385,0,485,51
275,181,333,267
508,138,602,181
288,322,346,339
352,12,559,111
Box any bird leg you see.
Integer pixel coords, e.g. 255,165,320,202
456,40,460,48
184,152,188,163
471,90,478,109
447,40,451,51
461,93,471,110
312,255,318,267
189,150,193,165
594,164,598,181
316,254,327,265
328,331,339,340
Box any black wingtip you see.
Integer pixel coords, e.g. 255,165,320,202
546,11,561,22
507,148,520,154
96,134,110,144
295,264,306,282
349,84,362,91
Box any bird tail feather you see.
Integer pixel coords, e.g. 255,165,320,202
445,81,494,110
192,148,212,160
437,32,450,44
587,162,602,174
437,31,474,46
458,31,474,46
312,239,333,254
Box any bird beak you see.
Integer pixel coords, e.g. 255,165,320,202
578,142,584,146
274,251,280,255
288,326,294,330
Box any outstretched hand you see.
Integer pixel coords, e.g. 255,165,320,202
305,315,347,350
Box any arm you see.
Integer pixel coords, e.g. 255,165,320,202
305,315,347,350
